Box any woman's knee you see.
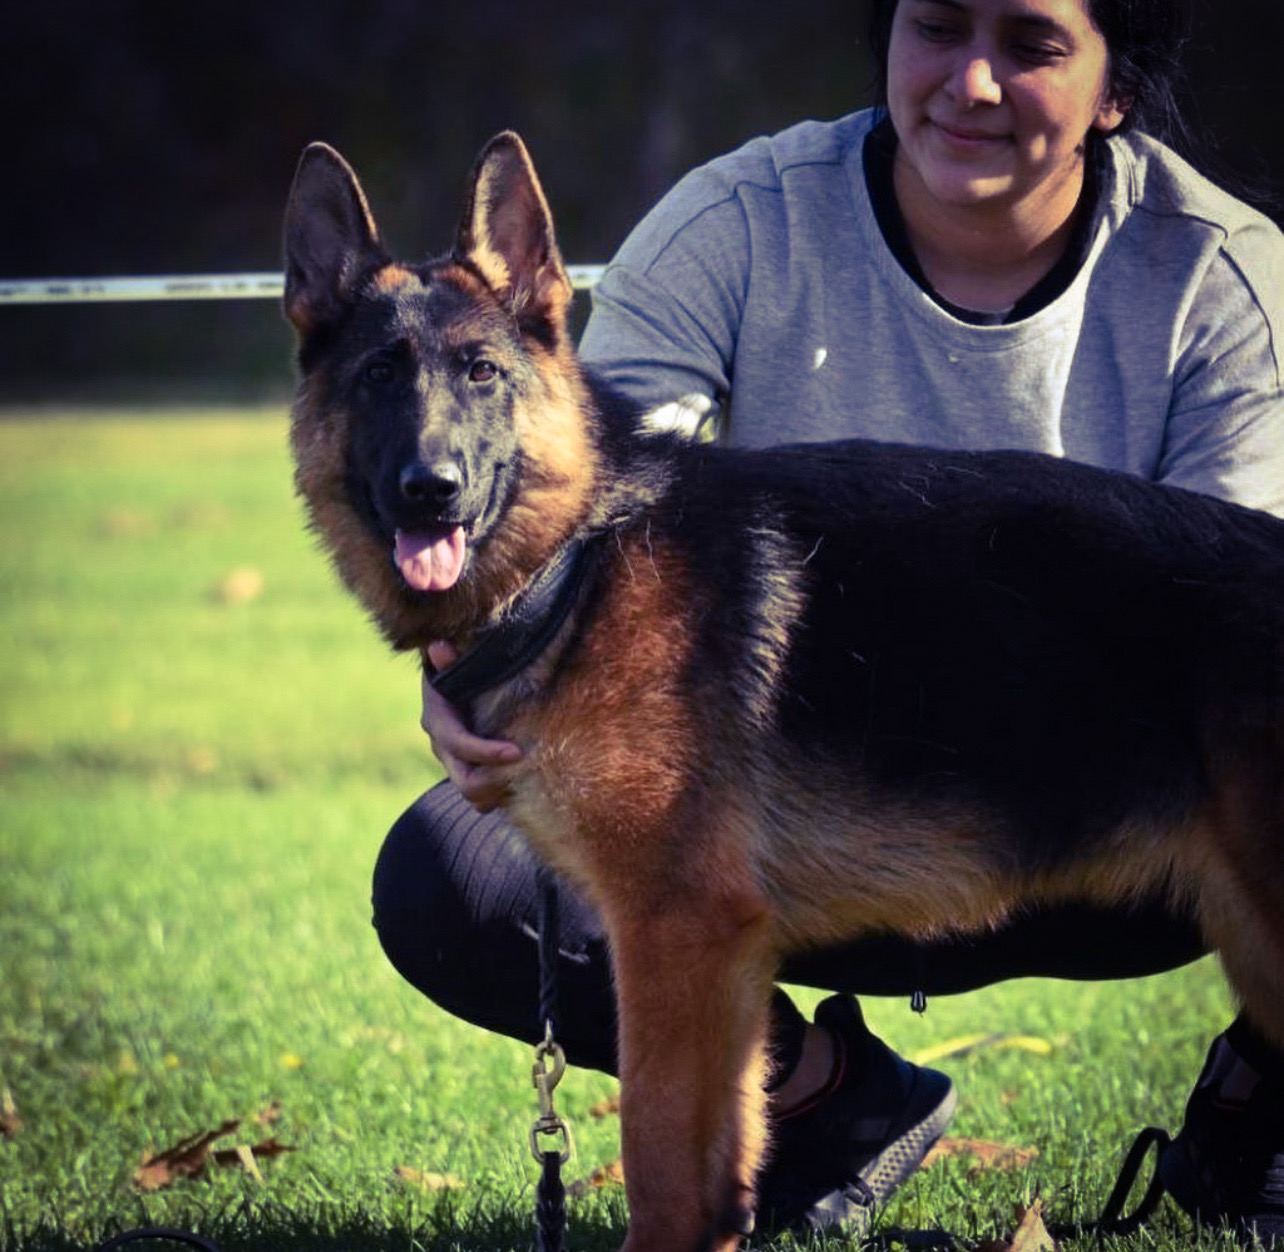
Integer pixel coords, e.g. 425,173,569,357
371,783,514,1011
371,782,620,1070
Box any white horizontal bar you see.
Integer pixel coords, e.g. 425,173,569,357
0,265,605,306
0,273,285,305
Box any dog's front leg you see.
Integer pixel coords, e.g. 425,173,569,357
608,899,776,1252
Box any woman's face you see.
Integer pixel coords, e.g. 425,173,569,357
887,0,1127,215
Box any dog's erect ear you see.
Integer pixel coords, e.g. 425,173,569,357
283,142,386,335
456,132,573,333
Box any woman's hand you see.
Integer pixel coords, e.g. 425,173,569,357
421,640,523,812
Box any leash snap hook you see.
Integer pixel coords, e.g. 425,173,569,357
530,1025,573,1164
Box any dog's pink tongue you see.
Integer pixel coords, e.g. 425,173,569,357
394,527,466,592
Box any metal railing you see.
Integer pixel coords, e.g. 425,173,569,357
0,266,605,306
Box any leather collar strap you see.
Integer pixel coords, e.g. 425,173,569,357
429,536,598,713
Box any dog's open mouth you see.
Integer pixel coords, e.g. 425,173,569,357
394,525,467,593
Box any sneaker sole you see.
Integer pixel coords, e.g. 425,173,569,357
861,1076,958,1202
802,1075,958,1233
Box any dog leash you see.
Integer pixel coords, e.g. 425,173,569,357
93,1230,221,1252
426,538,587,1252
1047,1125,1171,1240
531,865,573,1252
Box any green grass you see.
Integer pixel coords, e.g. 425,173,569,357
0,408,1254,1251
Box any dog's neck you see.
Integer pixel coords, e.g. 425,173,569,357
427,535,600,714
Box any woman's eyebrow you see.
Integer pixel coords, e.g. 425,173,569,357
907,0,1076,41
1011,13,1075,41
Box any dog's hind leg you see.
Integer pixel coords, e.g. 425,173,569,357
1195,763,1284,1050
606,885,777,1252
1203,877,1284,1049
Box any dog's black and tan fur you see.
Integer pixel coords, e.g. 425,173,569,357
285,132,1284,1251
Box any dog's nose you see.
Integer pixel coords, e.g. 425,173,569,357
399,461,462,508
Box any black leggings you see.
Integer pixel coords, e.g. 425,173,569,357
372,780,1210,1077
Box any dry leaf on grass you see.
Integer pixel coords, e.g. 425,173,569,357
1,1087,22,1139
976,1197,1061,1252
395,1167,465,1192
133,1114,295,1191
921,1136,1038,1176
568,1158,625,1198
912,1033,1057,1066
252,1101,283,1125
211,567,265,605
589,1094,620,1119
210,1137,293,1170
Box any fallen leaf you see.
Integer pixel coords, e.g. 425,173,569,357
133,1119,295,1191
211,1137,295,1170
568,1158,625,1198
252,1101,283,1126
997,1035,1057,1057
912,1033,1056,1066
921,1136,1038,1176
395,1166,465,1191
187,747,218,775
212,567,264,605
976,1198,1061,1252
1,1087,22,1139
1010,1199,1060,1252
913,1032,999,1065
231,1143,262,1183
134,1119,240,1191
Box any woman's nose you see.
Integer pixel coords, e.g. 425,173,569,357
950,56,1003,107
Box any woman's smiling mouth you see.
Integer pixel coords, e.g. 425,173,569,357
930,118,1011,148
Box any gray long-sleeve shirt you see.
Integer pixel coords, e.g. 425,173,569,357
580,109,1284,514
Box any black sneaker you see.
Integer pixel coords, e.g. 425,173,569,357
756,995,957,1236
1159,1031,1284,1243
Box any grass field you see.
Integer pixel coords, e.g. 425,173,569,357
0,408,1254,1251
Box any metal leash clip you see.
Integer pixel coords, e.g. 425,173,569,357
530,1021,574,1164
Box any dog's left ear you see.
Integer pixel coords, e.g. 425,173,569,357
456,132,573,336
283,142,387,336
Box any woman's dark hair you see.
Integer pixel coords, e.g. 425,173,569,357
866,0,1194,148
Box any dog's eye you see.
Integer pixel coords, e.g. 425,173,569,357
363,359,396,386
468,360,499,384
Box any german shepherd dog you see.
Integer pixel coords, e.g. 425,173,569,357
284,133,1284,1251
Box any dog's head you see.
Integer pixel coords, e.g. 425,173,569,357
283,133,600,650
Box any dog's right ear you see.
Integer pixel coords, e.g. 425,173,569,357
283,143,386,335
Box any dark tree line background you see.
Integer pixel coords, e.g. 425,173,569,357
2,0,1281,401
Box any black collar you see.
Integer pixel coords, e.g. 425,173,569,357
429,536,599,713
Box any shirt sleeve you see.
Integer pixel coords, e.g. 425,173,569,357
578,168,755,439
1157,222,1284,516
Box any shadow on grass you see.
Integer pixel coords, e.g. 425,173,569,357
3,1200,1216,1252
12,1205,629,1252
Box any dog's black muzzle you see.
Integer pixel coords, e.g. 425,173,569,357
373,452,473,535
398,459,464,513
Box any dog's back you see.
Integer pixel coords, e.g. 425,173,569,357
495,422,1280,950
